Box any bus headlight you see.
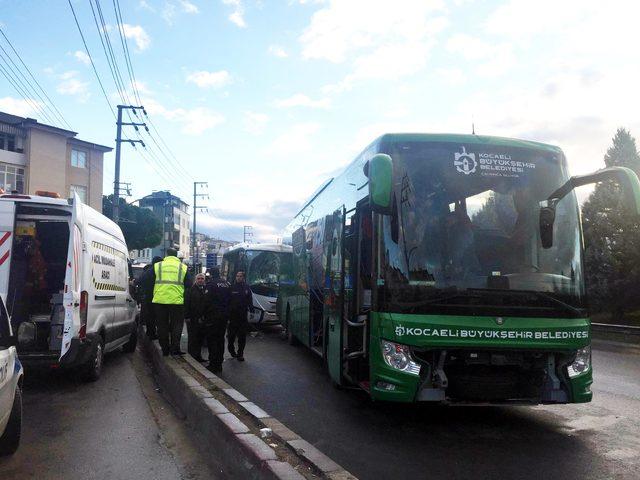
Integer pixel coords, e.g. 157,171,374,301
381,340,421,376
567,345,591,378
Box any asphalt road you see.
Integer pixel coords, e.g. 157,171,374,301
219,329,640,480
0,346,222,480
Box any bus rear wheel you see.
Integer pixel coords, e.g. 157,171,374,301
286,306,298,346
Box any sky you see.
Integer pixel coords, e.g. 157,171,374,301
1,0,639,242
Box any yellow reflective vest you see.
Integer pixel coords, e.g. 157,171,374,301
153,256,187,304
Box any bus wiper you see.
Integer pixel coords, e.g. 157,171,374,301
395,291,481,308
467,288,584,317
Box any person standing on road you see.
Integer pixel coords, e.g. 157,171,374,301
227,271,253,362
152,248,191,356
185,273,208,362
139,256,163,339
203,270,230,373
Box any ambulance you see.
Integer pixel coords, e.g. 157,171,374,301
0,191,138,381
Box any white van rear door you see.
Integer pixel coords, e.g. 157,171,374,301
61,197,81,360
0,201,16,302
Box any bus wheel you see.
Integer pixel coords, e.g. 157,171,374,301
286,306,298,346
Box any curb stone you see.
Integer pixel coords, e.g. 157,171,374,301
140,332,357,480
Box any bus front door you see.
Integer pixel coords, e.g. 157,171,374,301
324,208,344,385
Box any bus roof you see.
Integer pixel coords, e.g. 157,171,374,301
224,242,292,254
374,133,563,153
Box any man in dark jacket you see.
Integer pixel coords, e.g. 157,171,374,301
227,271,253,362
185,273,207,362
203,270,230,373
138,256,163,339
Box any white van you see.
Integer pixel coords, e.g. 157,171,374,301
0,192,138,381
0,294,23,455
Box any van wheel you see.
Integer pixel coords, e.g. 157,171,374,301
82,337,104,382
122,325,138,353
0,387,22,456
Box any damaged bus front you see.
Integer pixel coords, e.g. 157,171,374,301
281,134,640,405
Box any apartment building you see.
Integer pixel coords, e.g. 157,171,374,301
0,111,111,211
130,190,191,261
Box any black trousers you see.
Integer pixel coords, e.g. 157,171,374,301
142,302,156,338
205,318,228,368
154,304,184,354
187,318,205,359
227,316,249,355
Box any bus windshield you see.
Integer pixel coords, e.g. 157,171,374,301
245,250,290,297
378,141,586,317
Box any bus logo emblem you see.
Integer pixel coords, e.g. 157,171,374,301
395,326,406,336
454,146,477,175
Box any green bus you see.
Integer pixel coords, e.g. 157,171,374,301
278,133,640,404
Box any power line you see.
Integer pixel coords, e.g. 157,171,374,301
0,26,72,129
67,0,116,118
112,0,142,106
67,0,194,201
88,0,132,110
110,0,191,181
0,58,56,125
0,45,58,126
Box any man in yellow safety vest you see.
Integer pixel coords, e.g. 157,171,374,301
150,248,191,356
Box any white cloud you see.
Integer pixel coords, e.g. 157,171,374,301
73,50,90,65
273,93,330,109
179,0,199,13
223,0,246,28
56,71,90,102
268,45,288,58
268,123,320,155
300,1,446,63
178,107,225,135
186,70,232,89
301,1,448,92
139,1,155,12
143,97,224,135
0,97,41,117
162,3,176,23
244,111,269,135
122,24,151,51
446,34,515,77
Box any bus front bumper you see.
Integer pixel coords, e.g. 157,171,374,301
369,341,593,405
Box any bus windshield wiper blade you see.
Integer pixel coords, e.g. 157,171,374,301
395,292,480,308
466,288,584,317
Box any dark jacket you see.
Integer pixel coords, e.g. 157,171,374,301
137,263,155,304
205,279,230,323
185,284,208,321
228,282,253,321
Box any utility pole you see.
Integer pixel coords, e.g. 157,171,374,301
192,181,209,272
243,225,253,243
113,104,147,224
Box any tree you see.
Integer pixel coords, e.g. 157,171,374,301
582,128,640,322
102,195,163,251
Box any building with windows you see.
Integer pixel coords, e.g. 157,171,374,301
130,191,191,262
0,111,111,211
191,235,238,267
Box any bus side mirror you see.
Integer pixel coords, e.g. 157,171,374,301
539,166,640,249
539,201,556,249
365,154,393,215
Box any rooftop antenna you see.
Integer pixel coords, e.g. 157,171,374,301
472,115,476,135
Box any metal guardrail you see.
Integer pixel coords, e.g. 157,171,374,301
591,323,640,335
